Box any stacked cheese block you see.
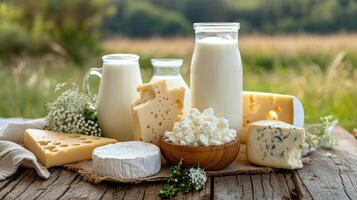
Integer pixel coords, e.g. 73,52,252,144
242,92,305,169
242,91,304,143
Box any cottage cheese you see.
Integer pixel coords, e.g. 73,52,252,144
164,108,237,146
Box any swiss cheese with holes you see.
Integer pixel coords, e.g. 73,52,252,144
132,80,184,146
241,91,304,143
24,129,117,168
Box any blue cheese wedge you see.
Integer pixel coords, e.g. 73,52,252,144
246,120,305,169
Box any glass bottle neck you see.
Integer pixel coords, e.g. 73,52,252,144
193,23,239,42
153,66,181,76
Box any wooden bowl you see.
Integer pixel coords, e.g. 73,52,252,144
159,137,240,170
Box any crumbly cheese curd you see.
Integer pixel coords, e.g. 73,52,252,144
164,108,237,146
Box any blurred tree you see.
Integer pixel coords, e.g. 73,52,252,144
102,0,357,37
105,0,190,37
0,0,114,63
0,3,30,55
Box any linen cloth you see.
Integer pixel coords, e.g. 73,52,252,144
0,118,50,180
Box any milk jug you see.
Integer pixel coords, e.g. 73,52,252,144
84,54,143,141
190,23,243,132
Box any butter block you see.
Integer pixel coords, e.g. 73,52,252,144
246,120,305,169
132,80,184,146
24,129,117,168
241,91,304,143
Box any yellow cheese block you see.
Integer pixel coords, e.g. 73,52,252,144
241,91,304,143
24,129,117,168
132,80,184,146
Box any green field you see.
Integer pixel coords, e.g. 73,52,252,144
1,35,356,131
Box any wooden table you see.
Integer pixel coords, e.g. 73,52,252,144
0,125,356,199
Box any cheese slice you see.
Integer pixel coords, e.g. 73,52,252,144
24,129,117,168
246,120,305,169
92,141,161,179
241,91,304,143
132,80,184,146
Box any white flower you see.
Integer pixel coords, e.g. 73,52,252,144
44,83,102,136
188,167,207,190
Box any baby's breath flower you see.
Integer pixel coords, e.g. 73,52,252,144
188,167,207,190
44,83,102,136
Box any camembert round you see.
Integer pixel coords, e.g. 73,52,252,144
92,141,161,179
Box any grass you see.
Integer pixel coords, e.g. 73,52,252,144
0,34,356,131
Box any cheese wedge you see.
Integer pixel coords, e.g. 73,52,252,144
24,129,117,168
246,120,305,169
132,80,184,146
241,91,304,143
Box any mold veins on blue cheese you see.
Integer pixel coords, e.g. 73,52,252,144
246,120,305,169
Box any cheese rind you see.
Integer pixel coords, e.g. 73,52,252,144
132,80,184,146
246,120,305,169
242,91,304,143
92,141,161,179
24,129,117,168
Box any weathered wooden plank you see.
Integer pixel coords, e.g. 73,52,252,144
2,168,37,199
292,128,357,200
142,182,161,200
171,177,211,200
36,169,78,200
58,176,108,200
214,175,253,200
283,173,300,199
270,172,294,199
0,166,25,191
122,183,147,200
15,168,62,200
213,176,239,199
0,168,33,199
292,170,313,200
237,175,254,200
250,172,296,200
101,183,128,200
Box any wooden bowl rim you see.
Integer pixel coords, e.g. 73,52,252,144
160,136,240,151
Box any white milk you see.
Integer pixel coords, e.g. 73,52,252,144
96,59,143,141
190,36,243,131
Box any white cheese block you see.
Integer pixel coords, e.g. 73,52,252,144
92,141,161,179
132,80,184,146
246,120,305,169
241,91,304,143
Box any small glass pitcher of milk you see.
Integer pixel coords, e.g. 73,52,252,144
83,54,143,141
149,58,191,115
190,23,243,132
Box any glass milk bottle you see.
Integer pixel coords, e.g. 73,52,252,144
190,23,243,132
84,54,143,141
149,59,191,115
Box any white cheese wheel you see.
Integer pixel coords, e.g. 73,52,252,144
92,141,161,179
